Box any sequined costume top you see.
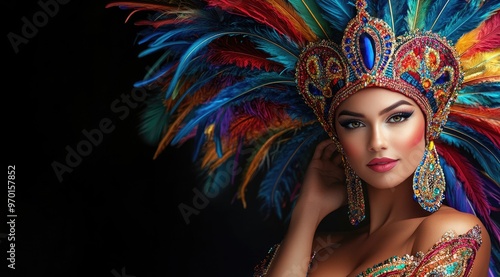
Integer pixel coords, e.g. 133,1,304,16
254,225,482,276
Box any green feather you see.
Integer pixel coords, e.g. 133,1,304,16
406,0,432,31
288,0,334,39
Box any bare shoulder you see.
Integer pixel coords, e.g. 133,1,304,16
313,227,366,253
412,205,491,276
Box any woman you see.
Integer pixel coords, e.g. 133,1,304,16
257,87,491,276
108,0,499,275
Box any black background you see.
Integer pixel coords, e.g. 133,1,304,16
4,1,285,276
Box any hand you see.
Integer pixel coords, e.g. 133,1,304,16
296,139,347,221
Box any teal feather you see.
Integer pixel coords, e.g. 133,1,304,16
249,29,300,71
405,0,432,31
440,123,500,182
316,0,356,34
441,0,500,42
456,82,500,107
424,0,464,32
288,0,334,39
138,92,170,145
377,0,408,35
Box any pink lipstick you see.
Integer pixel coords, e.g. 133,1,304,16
367,158,398,173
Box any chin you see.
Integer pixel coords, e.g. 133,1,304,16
360,170,413,190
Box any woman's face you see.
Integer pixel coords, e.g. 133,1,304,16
335,87,426,189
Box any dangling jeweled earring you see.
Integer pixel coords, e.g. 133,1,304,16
413,141,446,213
338,146,365,225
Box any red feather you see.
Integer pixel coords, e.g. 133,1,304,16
229,100,291,141
436,143,493,217
460,12,500,58
205,0,309,44
207,37,285,72
449,105,500,147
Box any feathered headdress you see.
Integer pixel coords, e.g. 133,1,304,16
107,0,500,274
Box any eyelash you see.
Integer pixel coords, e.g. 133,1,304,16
339,111,415,129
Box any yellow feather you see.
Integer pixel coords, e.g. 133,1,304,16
455,24,481,56
462,50,500,83
204,146,235,172
238,128,291,209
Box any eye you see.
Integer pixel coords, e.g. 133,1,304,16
387,111,414,123
339,120,365,129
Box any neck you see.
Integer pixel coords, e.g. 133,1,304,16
365,176,429,234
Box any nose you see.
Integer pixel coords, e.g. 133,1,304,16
368,125,387,152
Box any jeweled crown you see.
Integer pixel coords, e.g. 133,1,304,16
296,0,463,143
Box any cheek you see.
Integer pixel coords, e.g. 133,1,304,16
406,120,425,148
340,137,363,159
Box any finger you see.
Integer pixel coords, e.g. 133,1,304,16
313,139,335,160
321,142,338,160
332,152,343,167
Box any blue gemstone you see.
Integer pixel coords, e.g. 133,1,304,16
385,42,392,47
308,83,322,96
347,53,353,58
435,71,450,84
345,38,351,44
359,32,375,70
345,46,351,52
385,49,391,54
384,35,391,40
362,17,368,23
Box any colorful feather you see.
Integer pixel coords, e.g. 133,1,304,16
440,122,500,181
377,0,408,35
316,0,356,35
109,1,500,274
405,0,432,31
449,105,500,147
455,82,500,107
424,0,464,32
258,125,327,218
207,37,284,72
205,0,316,45
239,128,293,208
440,0,500,42
456,12,500,58
461,50,500,84
288,0,334,39
438,144,500,253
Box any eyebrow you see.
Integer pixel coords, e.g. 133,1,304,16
338,100,413,117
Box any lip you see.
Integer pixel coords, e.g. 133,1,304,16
367,158,398,173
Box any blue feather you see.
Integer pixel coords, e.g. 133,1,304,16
249,29,300,71
440,0,500,42
258,125,327,219
171,73,296,145
441,157,475,214
377,0,408,35
440,122,500,181
316,0,356,34
456,82,500,107
192,118,208,160
423,0,464,32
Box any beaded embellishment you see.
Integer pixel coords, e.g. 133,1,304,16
413,141,446,212
355,225,482,277
295,0,462,144
295,0,462,223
